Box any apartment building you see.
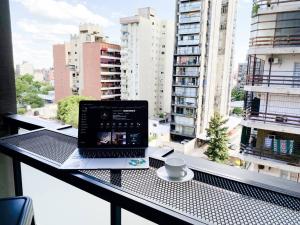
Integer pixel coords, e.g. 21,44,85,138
240,0,300,182
120,8,174,117
170,0,237,142
237,62,247,89
53,24,121,102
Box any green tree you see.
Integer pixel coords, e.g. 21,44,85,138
205,113,229,163
232,107,243,116
57,95,93,127
15,74,53,109
231,87,245,101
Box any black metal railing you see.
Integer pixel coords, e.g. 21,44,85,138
246,72,300,87
241,143,300,165
245,110,300,127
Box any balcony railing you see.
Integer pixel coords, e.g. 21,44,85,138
246,73,300,87
249,35,300,47
178,27,200,34
170,129,195,137
173,91,198,97
178,39,200,46
179,16,201,24
172,102,197,108
253,0,300,8
173,81,198,87
245,110,300,127
241,144,300,166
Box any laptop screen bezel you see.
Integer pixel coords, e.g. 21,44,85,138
78,100,148,149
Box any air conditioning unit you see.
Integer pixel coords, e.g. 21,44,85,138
273,57,282,64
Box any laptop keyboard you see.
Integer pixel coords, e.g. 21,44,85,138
79,149,145,158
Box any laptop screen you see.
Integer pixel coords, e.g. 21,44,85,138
78,101,148,148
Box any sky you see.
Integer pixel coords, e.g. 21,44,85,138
9,0,252,70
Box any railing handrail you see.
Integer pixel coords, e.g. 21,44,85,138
253,0,300,6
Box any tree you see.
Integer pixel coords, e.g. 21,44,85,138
232,107,243,116
15,74,53,110
231,87,245,101
205,113,229,163
57,95,93,127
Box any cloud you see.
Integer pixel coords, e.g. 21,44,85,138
12,32,52,69
14,0,113,27
18,19,77,35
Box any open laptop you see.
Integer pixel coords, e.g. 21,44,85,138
61,100,149,169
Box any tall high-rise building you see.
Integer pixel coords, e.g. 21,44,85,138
53,24,121,102
240,0,300,182
237,62,247,89
120,8,174,117
170,0,237,142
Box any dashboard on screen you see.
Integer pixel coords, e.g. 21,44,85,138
78,101,148,148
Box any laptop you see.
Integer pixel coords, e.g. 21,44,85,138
61,100,149,170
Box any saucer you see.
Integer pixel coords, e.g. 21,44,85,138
156,166,194,183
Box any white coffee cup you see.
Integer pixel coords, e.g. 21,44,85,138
165,158,187,179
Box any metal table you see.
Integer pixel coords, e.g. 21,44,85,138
0,129,300,225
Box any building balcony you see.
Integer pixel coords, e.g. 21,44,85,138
173,82,198,87
179,16,201,24
172,92,198,98
249,35,300,54
253,0,300,10
100,55,121,60
241,144,300,167
242,110,300,134
171,112,197,118
172,102,197,108
245,73,300,94
174,62,200,67
100,63,121,68
101,93,122,99
101,86,121,91
178,39,200,46
179,3,201,13
170,129,196,138
101,71,121,75
101,79,121,83
178,28,200,35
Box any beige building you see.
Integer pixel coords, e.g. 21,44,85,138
170,0,237,142
53,24,121,102
240,0,300,182
120,8,174,117
17,61,34,76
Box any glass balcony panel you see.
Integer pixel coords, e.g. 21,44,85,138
178,39,200,45
178,27,200,34
177,46,200,55
179,2,201,13
179,15,201,24
173,116,194,126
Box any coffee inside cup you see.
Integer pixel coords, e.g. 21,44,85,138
165,158,187,179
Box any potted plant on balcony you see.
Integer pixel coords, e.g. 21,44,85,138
252,3,259,16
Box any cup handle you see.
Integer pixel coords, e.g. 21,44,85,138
181,167,188,177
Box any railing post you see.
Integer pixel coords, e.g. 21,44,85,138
0,0,20,198
110,170,122,225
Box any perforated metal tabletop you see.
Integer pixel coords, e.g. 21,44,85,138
1,129,300,225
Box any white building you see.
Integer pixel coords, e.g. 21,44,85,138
17,61,34,76
237,62,247,89
120,8,174,117
240,0,300,183
170,0,237,142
